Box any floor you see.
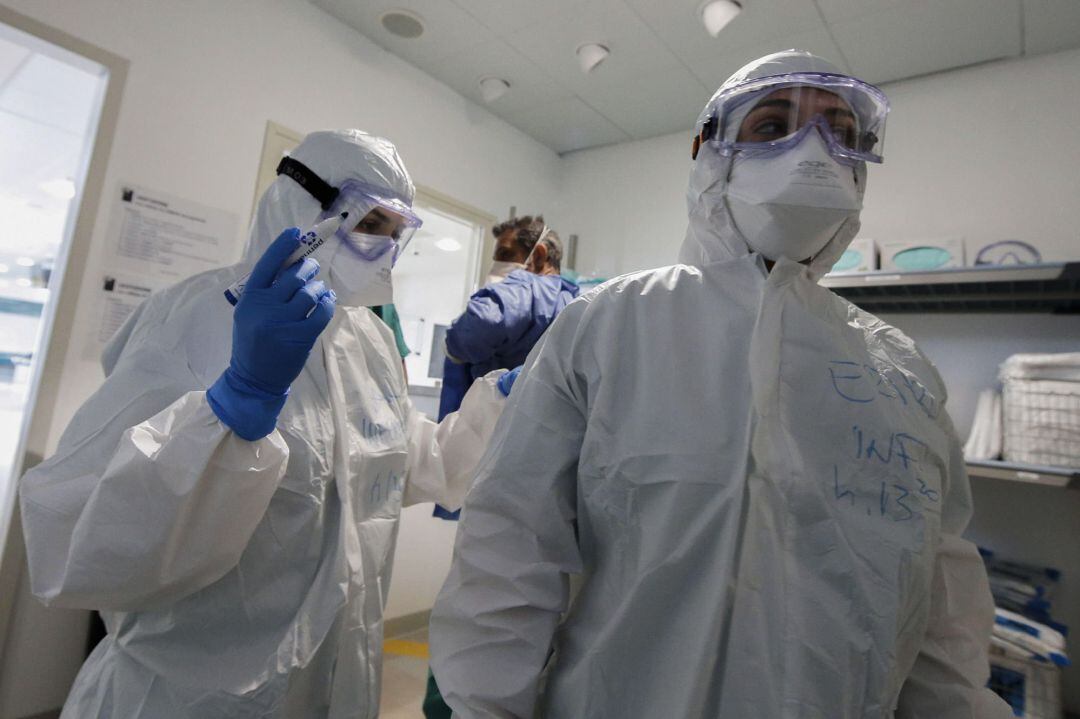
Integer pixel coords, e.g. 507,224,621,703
22,630,434,719
380,626,432,718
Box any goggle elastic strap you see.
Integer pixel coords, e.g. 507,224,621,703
691,116,719,160
276,156,341,211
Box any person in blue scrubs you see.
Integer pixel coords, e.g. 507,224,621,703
435,217,578,514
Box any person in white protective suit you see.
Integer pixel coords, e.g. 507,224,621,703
429,51,1014,718
19,130,511,718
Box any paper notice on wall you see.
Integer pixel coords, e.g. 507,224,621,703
93,274,153,344
81,183,239,360
109,183,237,282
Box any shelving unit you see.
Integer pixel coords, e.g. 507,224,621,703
966,459,1080,490
821,262,1080,313
821,266,1080,486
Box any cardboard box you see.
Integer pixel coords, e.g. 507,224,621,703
879,237,965,271
831,238,877,273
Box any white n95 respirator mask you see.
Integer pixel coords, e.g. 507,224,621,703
725,130,864,263
319,232,395,307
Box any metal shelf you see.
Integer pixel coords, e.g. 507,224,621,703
966,459,1080,489
821,262,1080,313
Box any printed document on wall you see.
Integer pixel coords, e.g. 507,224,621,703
81,183,238,359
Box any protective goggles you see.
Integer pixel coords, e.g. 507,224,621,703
691,72,889,164
277,157,423,263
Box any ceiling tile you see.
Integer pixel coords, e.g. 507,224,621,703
499,96,631,153
421,38,574,115
625,0,829,79
0,35,30,89
815,0,915,23
310,0,1065,153
684,27,852,90
829,0,1022,84
1,55,101,135
0,113,82,185
507,0,684,100
311,0,494,66
451,0,591,35
1023,0,1080,55
585,66,711,139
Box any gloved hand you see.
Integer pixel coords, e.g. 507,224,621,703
208,228,336,440
497,365,523,397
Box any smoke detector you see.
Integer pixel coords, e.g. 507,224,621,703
701,0,742,37
479,77,510,103
576,43,610,73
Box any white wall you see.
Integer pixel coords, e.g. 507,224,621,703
558,47,1080,711
0,1,562,716
559,132,691,279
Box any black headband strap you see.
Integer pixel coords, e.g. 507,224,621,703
276,156,340,211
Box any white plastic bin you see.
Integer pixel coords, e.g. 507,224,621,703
1000,354,1080,467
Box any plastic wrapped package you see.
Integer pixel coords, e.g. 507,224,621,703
1000,353,1080,467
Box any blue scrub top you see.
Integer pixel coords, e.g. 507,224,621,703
434,270,579,519
438,270,579,420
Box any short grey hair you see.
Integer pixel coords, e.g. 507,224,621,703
518,223,563,271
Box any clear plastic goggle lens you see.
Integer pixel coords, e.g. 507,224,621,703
706,73,888,162
343,224,418,264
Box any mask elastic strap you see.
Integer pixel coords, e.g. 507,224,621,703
276,156,341,211
522,225,549,269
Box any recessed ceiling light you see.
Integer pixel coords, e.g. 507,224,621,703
381,10,425,39
435,237,462,252
15,278,32,287
479,76,510,103
576,43,609,73
701,0,742,37
16,257,35,267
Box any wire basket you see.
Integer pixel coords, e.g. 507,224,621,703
988,651,1063,718
1001,354,1080,467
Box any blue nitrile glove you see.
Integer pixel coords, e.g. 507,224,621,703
497,365,523,397
208,227,336,440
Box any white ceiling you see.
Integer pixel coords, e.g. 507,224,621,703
312,0,1080,154
0,25,107,260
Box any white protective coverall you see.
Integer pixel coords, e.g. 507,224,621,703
20,130,505,718
429,54,1012,718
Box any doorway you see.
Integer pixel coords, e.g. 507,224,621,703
0,16,109,569
392,188,495,397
